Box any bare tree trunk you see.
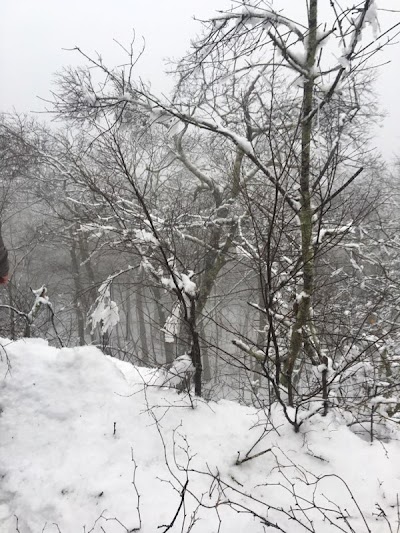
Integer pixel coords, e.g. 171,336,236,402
254,277,267,383
195,151,243,318
78,234,97,344
151,285,174,364
188,299,202,396
199,320,211,381
102,327,112,356
145,297,158,365
8,282,15,340
125,291,133,342
70,232,86,346
285,0,319,408
136,271,149,365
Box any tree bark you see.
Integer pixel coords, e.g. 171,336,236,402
285,0,319,407
70,232,86,346
136,270,149,365
151,285,174,364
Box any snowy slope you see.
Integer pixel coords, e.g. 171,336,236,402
0,338,399,533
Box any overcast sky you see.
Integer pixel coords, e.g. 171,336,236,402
1,0,399,162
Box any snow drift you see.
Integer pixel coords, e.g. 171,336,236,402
0,338,399,532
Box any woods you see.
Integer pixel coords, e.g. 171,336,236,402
3,1,400,532
1,0,400,434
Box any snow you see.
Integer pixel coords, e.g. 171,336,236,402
1,339,400,532
216,124,254,155
295,291,309,303
26,286,53,323
364,0,380,39
338,53,351,72
90,280,120,334
180,273,196,297
162,301,181,343
162,271,197,299
82,89,96,106
134,228,159,246
148,353,194,387
289,48,306,67
313,223,353,245
161,275,176,291
341,0,380,58
233,7,304,41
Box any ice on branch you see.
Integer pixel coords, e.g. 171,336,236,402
90,279,120,335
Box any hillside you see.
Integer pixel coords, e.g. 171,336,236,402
0,338,399,533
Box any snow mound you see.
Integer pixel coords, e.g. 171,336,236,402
0,338,399,532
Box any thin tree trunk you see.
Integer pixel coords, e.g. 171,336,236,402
199,320,211,381
70,233,86,346
188,299,202,396
8,282,15,340
136,271,149,365
285,0,319,408
145,297,157,365
102,327,112,355
125,291,133,342
78,234,97,344
151,285,174,364
254,278,267,384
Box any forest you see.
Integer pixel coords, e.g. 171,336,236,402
1,0,400,430
1,1,400,531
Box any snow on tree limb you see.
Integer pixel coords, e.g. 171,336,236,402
161,302,181,344
209,7,305,42
90,280,120,335
89,269,139,335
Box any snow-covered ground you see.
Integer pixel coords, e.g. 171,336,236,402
0,338,399,533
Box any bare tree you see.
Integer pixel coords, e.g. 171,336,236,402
46,1,400,415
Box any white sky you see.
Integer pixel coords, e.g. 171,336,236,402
1,0,399,162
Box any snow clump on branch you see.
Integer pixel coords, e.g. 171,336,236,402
90,279,120,335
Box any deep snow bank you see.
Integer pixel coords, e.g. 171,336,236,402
0,338,399,533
